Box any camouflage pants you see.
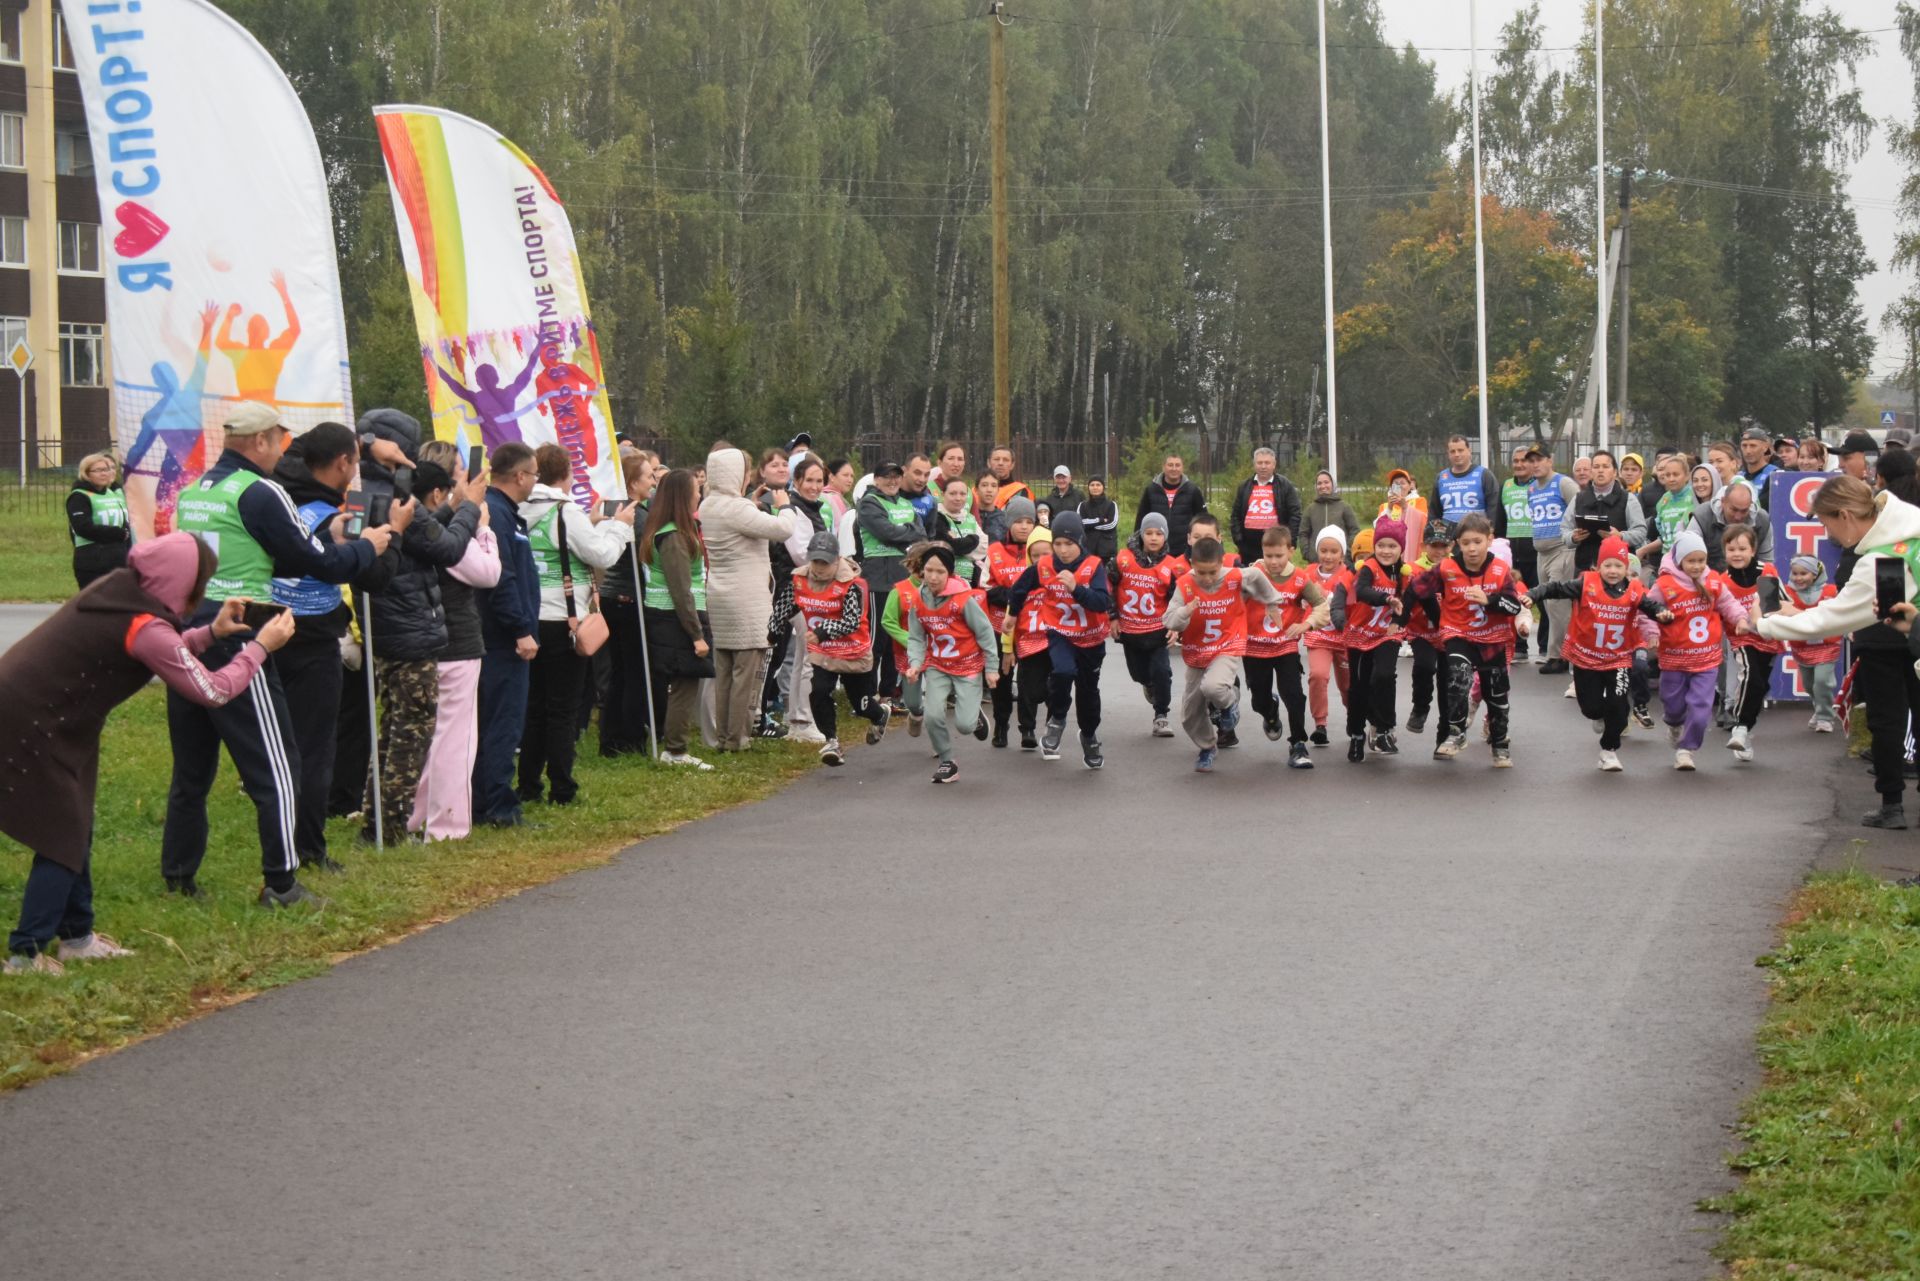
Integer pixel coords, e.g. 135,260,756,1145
367,658,439,835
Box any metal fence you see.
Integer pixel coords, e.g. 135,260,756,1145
1,438,84,516
851,435,1125,491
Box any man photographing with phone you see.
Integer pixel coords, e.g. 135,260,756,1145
165,401,403,908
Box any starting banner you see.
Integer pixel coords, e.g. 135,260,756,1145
1767,470,1846,703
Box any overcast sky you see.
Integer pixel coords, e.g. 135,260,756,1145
1382,0,1910,379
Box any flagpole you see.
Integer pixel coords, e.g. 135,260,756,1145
1470,0,1492,466
1595,0,1610,454
1316,0,1340,485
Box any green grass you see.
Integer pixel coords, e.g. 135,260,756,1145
0,486,79,602
1707,869,1920,1279
0,688,816,1088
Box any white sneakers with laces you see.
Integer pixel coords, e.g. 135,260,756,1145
661,750,714,771
56,933,135,962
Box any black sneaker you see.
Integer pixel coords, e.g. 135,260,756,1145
1538,658,1569,675
1217,727,1239,749
1371,731,1399,756
1263,715,1282,742
258,880,327,910
992,726,1009,749
1020,733,1038,752
1862,804,1908,830
1288,742,1314,769
1082,734,1104,770
973,715,990,742
1347,734,1366,763
865,703,892,745
755,717,789,740
1310,726,1330,747
932,760,960,785
1041,716,1066,760
164,876,203,899
1632,704,1655,729
304,853,349,876
1406,710,1428,735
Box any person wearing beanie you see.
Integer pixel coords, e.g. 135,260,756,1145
768,529,888,766
1405,512,1528,767
1641,528,1753,770
980,497,1041,747
1303,524,1354,746
1341,515,1414,762
1719,520,1785,761
1005,509,1113,767
905,542,1000,783
1003,522,1058,750
1782,554,1841,732
1114,510,1182,737
1405,521,1454,739
1530,534,1668,771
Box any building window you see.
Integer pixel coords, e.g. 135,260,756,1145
0,12,21,65
52,13,76,71
58,221,100,274
0,318,23,357
54,130,93,177
0,114,23,170
0,217,23,267
61,324,104,388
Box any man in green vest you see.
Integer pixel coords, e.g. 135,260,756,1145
1501,443,1537,660
857,461,925,701
165,401,402,907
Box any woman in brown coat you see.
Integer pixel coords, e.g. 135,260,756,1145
1,532,295,976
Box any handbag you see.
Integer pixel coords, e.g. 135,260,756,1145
558,512,610,656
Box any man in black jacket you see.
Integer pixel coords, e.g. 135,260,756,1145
1136,454,1209,557
1229,447,1303,563
474,442,542,827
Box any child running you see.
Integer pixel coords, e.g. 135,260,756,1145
1721,523,1783,762
1242,524,1330,768
904,544,1000,783
768,531,890,766
1529,536,1665,771
1409,512,1527,767
1003,524,1055,751
980,497,1038,747
881,542,935,737
1113,512,1183,737
1405,520,1452,738
1640,530,1753,771
1188,512,1243,746
1343,516,1413,761
1161,536,1289,773
1303,526,1354,747
1006,512,1112,767
1783,555,1841,733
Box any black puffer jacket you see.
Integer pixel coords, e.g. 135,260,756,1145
433,502,488,662
371,500,481,662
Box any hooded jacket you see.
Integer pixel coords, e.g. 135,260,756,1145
372,493,482,662
1758,490,1920,656
271,449,399,642
698,448,797,649
519,483,632,624
0,535,269,872
1304,484,1361,550
1689,491,1772,573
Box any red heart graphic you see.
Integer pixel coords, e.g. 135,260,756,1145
113,200,170,259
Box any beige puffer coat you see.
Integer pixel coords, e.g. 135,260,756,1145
697,448,796,649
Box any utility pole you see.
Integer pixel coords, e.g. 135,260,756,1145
1315,0,1340,483
989,2,1012,451
1470,0,1491,467
1911,327,1919,432
1594,0,1609,454
1616,167,1631,442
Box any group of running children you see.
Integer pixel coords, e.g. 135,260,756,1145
770,494,1844,782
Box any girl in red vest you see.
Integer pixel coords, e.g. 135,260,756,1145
1161,536,1289,773
1004,512,1112,768
904,545,1000,784
1784,555,1841,732
768,531,890,767
1243,525,1331,769
1000,524,1056,752
1639,530,1754,771
1343,516,1414,762
1529,536,1667,772
1721,523,1784,762
1408,512,1528,767
1304,525,1354,747
1405,521,1453,741
979,497,1038,747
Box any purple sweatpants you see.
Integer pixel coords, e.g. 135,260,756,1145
1660,667,1718,752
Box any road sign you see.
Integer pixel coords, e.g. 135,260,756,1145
7,336,27,488
6,336,31,377
1883,410,1899,426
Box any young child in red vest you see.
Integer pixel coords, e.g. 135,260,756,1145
1304,525,1354,747
904,544,1000,784
1529,536,1667,772
979,497,1038,748
1408,512,1528,767
1113,512,1183,738
1405,520,1452,741
1343,516,1414,762
1001,525,1055,752
768,531,890,767
1720,523,1784,762
1188,512,1245,746
1784,554,1841,732
1638,529,1754,771
1160,537,1290,773
1005,512,1112,768
1243,524,1330,769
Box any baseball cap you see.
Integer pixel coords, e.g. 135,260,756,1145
1773,433,1799,448
874,461,904,479
1836,430,1877,456
805,530,839,564
223,401,283,436
787,432,813,452
1423,519,1453,545
1741,425,1771,443
1053,465,1071,479
1521,445,1548,461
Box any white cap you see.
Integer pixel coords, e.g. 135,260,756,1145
1054,465,1071,479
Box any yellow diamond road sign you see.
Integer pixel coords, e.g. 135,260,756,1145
5,337,30,376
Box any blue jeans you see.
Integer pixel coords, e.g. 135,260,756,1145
10,854,91,956
474,648,531,824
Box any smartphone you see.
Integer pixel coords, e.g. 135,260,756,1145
367,492,393,528
241,602,287,631
342,493,368,539
467,445,485,480
601,499,625,519
1876,559,1905,621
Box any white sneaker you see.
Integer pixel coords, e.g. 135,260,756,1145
56,933,134,962
1433,734,1465,760
1729,726,1754,762
1813,720,1836,734
819,739,843,767
661,750,714,771
1598,750,1623,772
789,724,827,745
1674,749,1696,771
1563,681,1576,699
2,952,63,976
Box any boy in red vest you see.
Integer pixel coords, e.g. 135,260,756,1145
1529,536,1667,771
1408,512,1528,767
1113,511,1182,737
768,531,890,766
1243,524,1331,768
904,544,1000,784
1405,520,1452,740
1161,537,1289,773
1005,512,1112,768
980,497,1038,748
1344,516,1414,762
1186,511,1245,744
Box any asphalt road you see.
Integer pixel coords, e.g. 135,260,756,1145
0,663,1845,1279
0,603,57,655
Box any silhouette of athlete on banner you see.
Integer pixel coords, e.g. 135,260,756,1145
433,342,543,451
